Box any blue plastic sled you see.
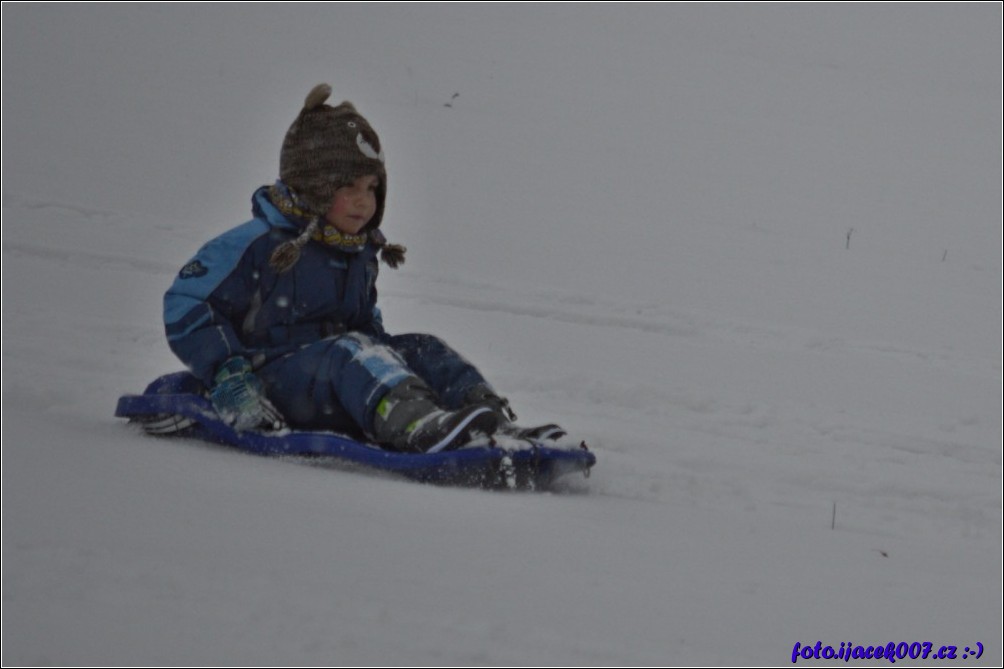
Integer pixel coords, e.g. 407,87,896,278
115,372,595,489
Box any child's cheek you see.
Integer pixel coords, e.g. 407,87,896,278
327,196,347,219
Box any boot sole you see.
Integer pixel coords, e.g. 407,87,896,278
501,423,567,441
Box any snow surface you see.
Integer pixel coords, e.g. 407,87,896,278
2,4,1001,665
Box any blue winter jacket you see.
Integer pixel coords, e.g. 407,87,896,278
164,184,385,385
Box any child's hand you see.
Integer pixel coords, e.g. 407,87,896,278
210,357,286,432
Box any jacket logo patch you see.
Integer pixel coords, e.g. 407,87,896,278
179,260,208,279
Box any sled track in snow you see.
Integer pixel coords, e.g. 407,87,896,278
384,280,993,379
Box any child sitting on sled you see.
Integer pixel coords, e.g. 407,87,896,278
163,84,557,453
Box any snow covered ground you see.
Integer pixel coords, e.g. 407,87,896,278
3,4,1001,665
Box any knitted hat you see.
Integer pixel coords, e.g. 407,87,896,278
270,84,405,273
279,83,387,226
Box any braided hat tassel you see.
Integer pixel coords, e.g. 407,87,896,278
369,228,407,269
269,218,320,273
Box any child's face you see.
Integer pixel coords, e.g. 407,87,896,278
325,174,380,235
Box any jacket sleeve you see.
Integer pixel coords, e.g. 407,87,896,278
163,220,270,384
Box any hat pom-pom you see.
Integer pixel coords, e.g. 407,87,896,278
303,83,332,111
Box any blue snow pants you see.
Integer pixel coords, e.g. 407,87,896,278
256,332,491,436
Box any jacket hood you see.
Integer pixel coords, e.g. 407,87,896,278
251,182,314,235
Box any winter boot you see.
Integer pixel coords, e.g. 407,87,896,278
373,379,500,453
464,385,518,423
463,385,566,441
